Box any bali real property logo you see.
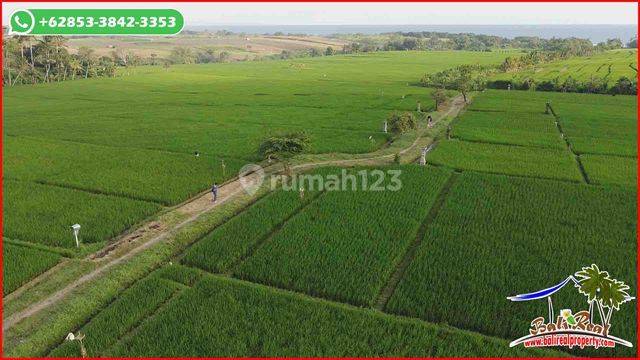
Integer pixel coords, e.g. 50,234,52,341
508,264,635,350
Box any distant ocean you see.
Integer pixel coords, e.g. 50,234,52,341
185,24,637,44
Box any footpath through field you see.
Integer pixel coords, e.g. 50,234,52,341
2,95,467,333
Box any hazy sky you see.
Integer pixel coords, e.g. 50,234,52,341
3,2,637,26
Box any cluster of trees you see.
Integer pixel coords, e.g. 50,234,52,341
420,65,493,102
338,33,633,53
422,61,637,96
500,46,601,73
486,76,637,95
421,41,638,96
167,47,232,64
3,36,119,86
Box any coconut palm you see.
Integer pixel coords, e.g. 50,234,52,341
575,264,610,326
575,264,634,336
69,57,82,80
600,278,633,333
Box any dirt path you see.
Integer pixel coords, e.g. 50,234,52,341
3,95,467,332
2,174,256,330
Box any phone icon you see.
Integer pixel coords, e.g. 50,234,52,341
9,9,35,35
14,15,29,29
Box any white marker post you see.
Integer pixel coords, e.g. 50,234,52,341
71,224,81,248
420,147,428,166
383,121,388,133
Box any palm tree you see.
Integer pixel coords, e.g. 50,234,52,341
69,57,82,80
77,46,95,79
600,278,632,332
575,264,634,336
575,264,610,324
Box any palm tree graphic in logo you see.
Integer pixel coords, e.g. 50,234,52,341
575,264,633,336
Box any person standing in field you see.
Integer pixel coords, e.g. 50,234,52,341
211,183,219,203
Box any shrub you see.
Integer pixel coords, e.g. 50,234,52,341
258,132,310,160
388,112,417,134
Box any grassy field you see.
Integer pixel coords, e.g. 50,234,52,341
50,266,558,357
428,140,583,182
385,172,636,357
434,89,636,187
492,49,637,83
235,166,451,306
182,178,325,273
26,157,636,357
581,154,636,187
3,243,62,295
451,109,566,149
3,50,508,292
3,179,161,248
3,50,636,358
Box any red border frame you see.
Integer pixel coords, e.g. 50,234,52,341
0,2,637,359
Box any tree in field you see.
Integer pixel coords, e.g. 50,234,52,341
575,264,633,336
169,47,196,64
431,88,448,111
610,76,637,95
218,51,231,63
388,112,417,134
454,69,472,103
561,76,579,93
77,46,96,79
627,37,637,49
258,132,310,176
325,46,335,56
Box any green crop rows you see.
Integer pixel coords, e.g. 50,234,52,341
3,51,508,291
3,243,62,295
386,172,636,357
434,89,636,187
48,267,198,357
581,154,637,187
428,140,583,182
3,180,161,248
182,181,324,273
4,137,245,205
552,96,637,157
236,166,451,306
452,109,565,149
4,50,637,357
492,49,637,83
84,273,556,357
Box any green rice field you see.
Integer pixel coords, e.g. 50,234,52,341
3,51,507,292
492,49,637,83
3,50,636,358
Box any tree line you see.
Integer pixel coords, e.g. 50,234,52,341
2,36,125,86
338,33,636,53
421,47,638,96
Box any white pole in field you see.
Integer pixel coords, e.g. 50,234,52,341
71,224,81,248
383,121,388,133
